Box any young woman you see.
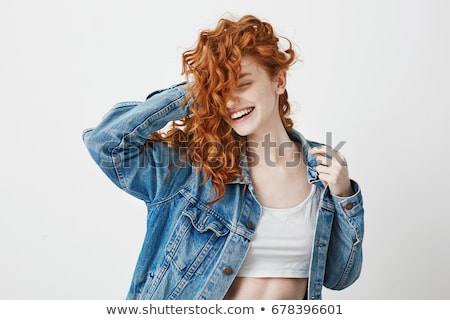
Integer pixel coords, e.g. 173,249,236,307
83,15,364,300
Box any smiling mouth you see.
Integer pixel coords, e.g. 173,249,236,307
230,107,255,120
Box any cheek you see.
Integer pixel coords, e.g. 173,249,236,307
248,88,266,104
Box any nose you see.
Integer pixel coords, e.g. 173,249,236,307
226,95,239,109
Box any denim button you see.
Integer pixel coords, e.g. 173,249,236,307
246,221,254,229
223,267,233,275
345,203,354,210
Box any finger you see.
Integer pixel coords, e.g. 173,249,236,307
331,153,347,167
318,161,350,184
315,155,331,166
309,146,334,159
316,168,328,184
316,164,332,175
310,146,347,166
309,146,329,155
315,167,330,185
316,167,340,187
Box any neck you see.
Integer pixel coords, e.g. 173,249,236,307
246,126,300,168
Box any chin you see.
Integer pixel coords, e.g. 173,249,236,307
231,129,246,137
231,126,255,137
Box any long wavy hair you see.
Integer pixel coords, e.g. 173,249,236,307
151,15,297,202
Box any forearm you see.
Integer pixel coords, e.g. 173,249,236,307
83,82,190,168
325,180,364,289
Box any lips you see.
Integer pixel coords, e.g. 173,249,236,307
229,107,255,120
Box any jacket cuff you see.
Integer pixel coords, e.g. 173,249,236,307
331,180,363,218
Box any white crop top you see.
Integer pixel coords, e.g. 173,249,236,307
237,185,320,278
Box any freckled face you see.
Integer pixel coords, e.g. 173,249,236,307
226,56,286,138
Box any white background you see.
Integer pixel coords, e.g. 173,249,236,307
1,0,449,299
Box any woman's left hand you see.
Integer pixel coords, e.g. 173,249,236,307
309,146,354,197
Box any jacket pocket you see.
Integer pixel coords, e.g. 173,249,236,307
165,202,229,276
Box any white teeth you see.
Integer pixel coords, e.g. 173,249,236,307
230,107,254,120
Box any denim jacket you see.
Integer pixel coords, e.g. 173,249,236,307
83,82,364,300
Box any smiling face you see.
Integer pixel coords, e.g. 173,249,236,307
226,55,287,139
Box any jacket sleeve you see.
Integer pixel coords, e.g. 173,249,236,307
82,82,191,202
324,180,364,290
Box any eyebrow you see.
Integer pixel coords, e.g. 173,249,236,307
239,73,252,79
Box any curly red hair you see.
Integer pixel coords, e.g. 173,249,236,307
151,15,297,202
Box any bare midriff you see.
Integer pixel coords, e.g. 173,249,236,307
223,277,308,300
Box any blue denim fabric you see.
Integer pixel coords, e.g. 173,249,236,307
83,82,364,300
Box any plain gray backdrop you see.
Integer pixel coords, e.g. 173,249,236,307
1,0,449,299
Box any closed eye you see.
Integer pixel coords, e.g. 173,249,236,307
238,82,251,88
